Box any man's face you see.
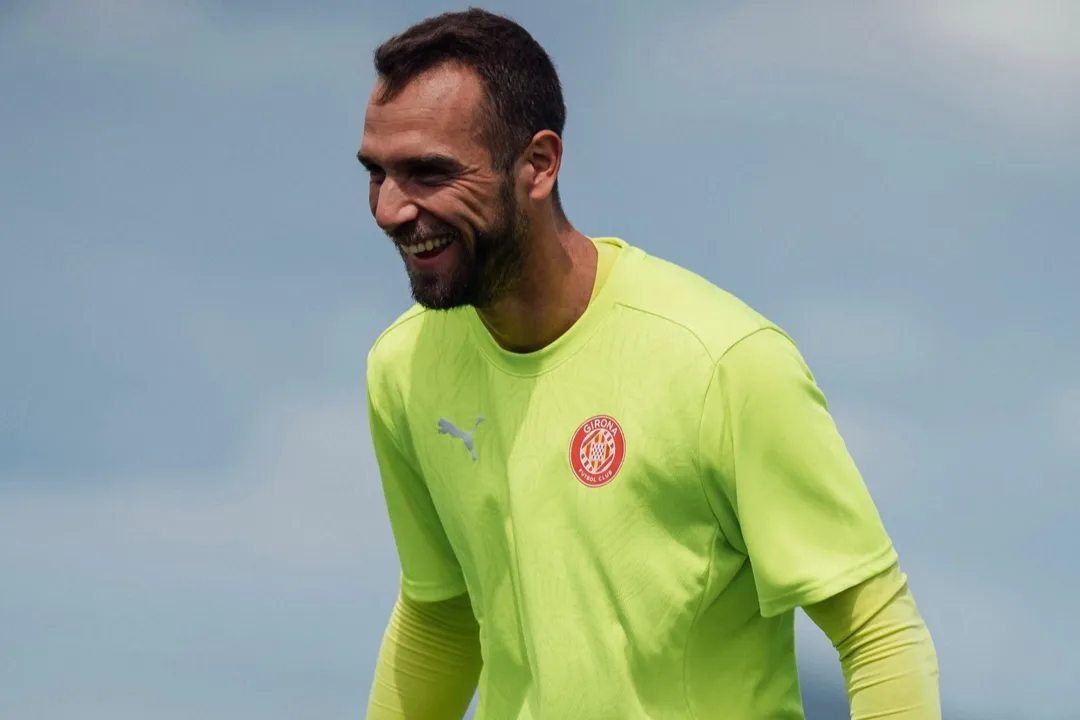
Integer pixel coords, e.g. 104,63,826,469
358,64,529,310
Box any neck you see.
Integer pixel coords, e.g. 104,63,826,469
475,214,597,354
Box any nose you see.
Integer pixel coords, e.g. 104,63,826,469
371,177,419,233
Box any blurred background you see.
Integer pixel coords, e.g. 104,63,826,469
2,0,1078,718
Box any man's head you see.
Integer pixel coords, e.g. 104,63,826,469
358,9,567,310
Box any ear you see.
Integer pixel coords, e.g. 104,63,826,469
520,130,562,203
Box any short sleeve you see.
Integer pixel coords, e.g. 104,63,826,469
368,386,467,603
699,327,897,617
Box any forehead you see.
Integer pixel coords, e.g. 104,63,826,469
361,64,488,163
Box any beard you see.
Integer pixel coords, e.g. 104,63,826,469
391,178,530,311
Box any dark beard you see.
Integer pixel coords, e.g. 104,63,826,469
395,179,530,311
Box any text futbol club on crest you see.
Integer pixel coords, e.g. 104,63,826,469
569,415,626,487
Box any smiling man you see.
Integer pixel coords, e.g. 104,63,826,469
360,9,940,720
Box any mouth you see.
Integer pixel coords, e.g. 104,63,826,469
399,236,454,260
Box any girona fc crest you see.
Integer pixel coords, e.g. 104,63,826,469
568,415,626,487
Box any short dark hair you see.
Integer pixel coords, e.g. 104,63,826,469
373,8,567,210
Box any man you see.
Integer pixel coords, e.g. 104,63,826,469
360,8,940,719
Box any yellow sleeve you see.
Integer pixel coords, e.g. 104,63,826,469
699,327,897,617
804,564,941,719
368,380,467,602
366,589,482,720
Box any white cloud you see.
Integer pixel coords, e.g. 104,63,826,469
645,0,1080,141
0,386,397,719
920,0,1080,78
0,390,393,570
913,0,1080,138
130,391,388,565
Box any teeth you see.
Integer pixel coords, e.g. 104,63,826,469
404,237,450,255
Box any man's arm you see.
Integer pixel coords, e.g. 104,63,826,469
698,325,941,717
367,590,482,720
805,564,940,719
367,360,479,717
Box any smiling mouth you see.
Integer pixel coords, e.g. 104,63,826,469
400,236,453,259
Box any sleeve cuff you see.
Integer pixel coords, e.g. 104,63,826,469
401,572,469,603
758,543,898,618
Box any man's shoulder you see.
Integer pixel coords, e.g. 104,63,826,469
617,244,779,362
366,300,479,392
367,303,428,369
366,303,462,385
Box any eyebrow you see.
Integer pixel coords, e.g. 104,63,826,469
356,151,466,176
356,150,381,170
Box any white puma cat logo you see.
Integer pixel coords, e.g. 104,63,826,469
437,416,485,461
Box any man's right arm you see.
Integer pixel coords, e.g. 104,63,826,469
367,589,482,719
366,364,480,718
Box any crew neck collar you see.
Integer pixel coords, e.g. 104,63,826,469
464,237,634,377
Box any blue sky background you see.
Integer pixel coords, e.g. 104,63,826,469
2,1,1078,718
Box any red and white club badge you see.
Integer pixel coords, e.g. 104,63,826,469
568,415,626,487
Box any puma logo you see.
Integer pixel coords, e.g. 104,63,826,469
437,416,485,461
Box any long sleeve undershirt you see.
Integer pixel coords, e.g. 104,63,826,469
365,563,940,719
365,589,481,720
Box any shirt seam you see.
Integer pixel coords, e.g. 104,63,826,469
759,542,898,617
693,326,780,543
680,524,719,720
680,326,781,719
618,305,720,364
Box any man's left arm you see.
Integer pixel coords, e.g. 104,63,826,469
699,325,940,718
805,563,940,718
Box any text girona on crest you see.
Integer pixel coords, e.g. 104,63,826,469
568,415,626,487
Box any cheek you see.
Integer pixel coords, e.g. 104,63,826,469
420,190,488,235
456,186,502,229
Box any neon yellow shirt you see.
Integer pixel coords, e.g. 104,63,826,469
367,237,898,718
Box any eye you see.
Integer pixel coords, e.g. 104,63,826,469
413,171,448,187
403,156,464,187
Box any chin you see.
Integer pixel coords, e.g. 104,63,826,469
407,271,475,310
